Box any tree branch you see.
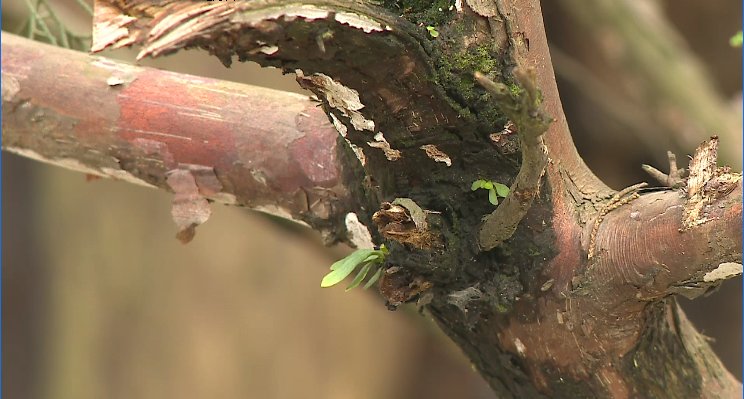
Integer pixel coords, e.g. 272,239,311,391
474,69,550,250
2,33,352,237
91,0,471,189
553,0,742,168
4,1,741,397
587,138,743,302
489,0,612,198
589,179,741,298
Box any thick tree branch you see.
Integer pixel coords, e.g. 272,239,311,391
89,1,504,254
488,0,612,198
4,1,741,397
2,33,352,237
576,139,743,314
91,0,471,194
588,179,742,300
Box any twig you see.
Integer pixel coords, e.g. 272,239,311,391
476,68,552,251
642,151,685,188
74,0,94,16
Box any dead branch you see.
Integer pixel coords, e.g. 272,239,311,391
474,69,551,250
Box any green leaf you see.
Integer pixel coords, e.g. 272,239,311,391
471,179,486,191
322,261,360,287
322,247,389,289
493,182,510,197
346,262,373,291
426,26,439,38
363,253,382,264
488,189,499,206
323,249,375,287
329,249,375,271
730,31,743,47
363,267,384,289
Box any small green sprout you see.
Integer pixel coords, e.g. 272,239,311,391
471,179,510,206
730,31,742,47
426,26,439,38
321,245,388,291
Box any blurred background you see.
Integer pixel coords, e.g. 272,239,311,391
2,1,741,398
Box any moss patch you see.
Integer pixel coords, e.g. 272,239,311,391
378,1,513,133
434,43,507,130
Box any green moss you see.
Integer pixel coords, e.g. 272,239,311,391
494,303,509,313
508,83,522,97
433,43,506,126
379,1,512,132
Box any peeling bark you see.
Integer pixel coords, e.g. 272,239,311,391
2,33,352,239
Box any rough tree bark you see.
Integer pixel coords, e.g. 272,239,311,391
2,1,742,398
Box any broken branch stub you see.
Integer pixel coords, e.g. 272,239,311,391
475,69,552,250
683,136,742,231
641,150,685,188
372,198,442,250
585,136,742,303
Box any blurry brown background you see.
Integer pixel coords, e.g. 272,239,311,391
3,1,741,398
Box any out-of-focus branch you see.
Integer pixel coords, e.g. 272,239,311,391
1,33,352,233
553,0,742,167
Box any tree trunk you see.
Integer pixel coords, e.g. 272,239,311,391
2,1,741,397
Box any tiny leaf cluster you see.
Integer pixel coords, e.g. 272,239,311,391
471,179,510,206
321,246,388,291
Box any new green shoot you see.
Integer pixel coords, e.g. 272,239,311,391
471,179,510,205
321,245,388,291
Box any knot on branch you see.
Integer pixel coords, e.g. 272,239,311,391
378,266,433,310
